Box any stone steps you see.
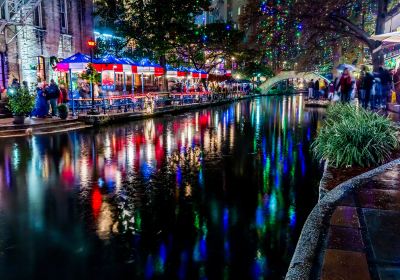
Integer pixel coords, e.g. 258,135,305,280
0,121,91,138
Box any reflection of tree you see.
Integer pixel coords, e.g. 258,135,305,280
167,146,202,173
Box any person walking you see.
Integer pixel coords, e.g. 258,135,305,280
308,79,314,99
378,67,392,109
394,68,400,104
7,78,20,95
32,83,48,118
314,79,320,100
337,68,352,103
328,81,335,100
45,79,60,117
359,66,374,109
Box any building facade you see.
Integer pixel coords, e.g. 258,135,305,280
0,0,94,90
196,0,246,28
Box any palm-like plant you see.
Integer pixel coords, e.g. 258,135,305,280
312,104,399,167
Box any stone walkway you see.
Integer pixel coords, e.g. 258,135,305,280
0,116,77,128
319,165,400,280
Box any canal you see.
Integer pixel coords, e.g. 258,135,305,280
0,95,324,279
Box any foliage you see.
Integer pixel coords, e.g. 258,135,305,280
312,104,399,167
95,0,210,64
268,86,296,95
240,0,396,71
79,63,101,84
175,23,243,73
57,104,68,119
238,59,274,80
7,87,36,115
57,104,68,114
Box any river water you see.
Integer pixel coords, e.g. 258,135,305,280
0,95,323,280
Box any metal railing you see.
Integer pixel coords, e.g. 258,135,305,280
68,91,249,116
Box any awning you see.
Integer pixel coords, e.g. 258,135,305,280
55,52,92,72
94,54,127,72
371,31,400,53
371,31,400,43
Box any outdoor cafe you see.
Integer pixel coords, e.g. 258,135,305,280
55,53,213,114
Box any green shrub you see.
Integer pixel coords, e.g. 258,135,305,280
57,103,68,119
268,86,296,95
312,103,399,167
7,87,36,116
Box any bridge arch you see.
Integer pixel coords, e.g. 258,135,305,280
259,71,330,93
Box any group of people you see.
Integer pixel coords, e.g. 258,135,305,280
307,66,399,110
32,79,68,118
307,78,331,100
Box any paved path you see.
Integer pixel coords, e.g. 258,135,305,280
318,164,400,280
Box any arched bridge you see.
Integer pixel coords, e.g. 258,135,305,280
259,71,330,93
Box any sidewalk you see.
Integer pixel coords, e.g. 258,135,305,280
318,164,400,280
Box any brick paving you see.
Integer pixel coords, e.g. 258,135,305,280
319,165,400,280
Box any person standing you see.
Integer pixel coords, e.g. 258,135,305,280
328,81,335,100
378,67,392,109
360,66,374,109
32,83,48,118
393,68,400,104
338,68,352,103
59,84,68,104
308,79,314,99
314,79,320,100
7,78,20,95
45,79,60,117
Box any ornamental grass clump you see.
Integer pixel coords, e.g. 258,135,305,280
312,103,399,168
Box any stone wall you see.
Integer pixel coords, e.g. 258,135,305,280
1,0,94,88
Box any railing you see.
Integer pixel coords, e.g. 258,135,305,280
68,91,249,116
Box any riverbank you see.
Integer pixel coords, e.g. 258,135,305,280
287,141,400,280
0,94,260,138
285,158,400,280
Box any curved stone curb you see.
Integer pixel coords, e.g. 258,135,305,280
285,158,400,280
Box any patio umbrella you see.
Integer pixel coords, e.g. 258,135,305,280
371,31,400,43
336,64,357,72
56,52,91,72
94,54,126,72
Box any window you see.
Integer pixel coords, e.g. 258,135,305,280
37,56,46,82
0,53,6,90
33,3,43,28
238,6,241,16
60,0,68,33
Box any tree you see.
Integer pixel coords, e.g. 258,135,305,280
95,0,210,63
241,0,397,72
174,23,243,73
95,0,211,89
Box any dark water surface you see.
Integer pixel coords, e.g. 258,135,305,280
0,96,323,280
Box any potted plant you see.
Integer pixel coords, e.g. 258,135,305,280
7,87,35,124
58,103,68,120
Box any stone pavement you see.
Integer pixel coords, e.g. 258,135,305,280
319,164,400,280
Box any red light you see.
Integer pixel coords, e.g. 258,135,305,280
87,40,96,48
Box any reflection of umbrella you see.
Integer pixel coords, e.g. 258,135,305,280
336,64,357,72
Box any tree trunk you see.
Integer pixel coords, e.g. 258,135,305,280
371,50,385,72
371,0,389,71
375,0,389,35
159,55,168,92
332,43,342,77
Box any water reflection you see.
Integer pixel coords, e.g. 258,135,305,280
0,95,323,279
